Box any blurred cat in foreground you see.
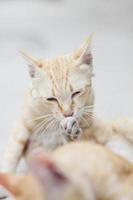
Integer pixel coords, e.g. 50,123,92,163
0,142,133,200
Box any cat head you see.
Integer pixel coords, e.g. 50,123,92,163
21,35,94,122
0,152,95,200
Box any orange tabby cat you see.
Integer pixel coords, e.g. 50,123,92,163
0,35,95,198
1,35,133,184
1,142,133,200
1,35,94,175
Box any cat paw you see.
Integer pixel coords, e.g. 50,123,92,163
0,188,8,199
60,117,82,141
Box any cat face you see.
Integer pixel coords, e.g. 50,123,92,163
0,151,95,200
22,36,94,123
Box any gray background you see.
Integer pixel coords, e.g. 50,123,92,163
0,0,133,162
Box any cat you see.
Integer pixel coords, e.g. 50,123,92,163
1,34,133,190
0,142,133,200
0,35,95,198
1,35,94,175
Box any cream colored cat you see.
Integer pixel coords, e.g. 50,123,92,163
1,36,133,179
1,36,94,175
1,142,133,200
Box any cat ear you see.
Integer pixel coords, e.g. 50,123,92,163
29,152,68,198
0,173,21,196
74,34,93,72
30,153,68,186
20,51,43,78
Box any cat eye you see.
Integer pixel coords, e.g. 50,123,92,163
71,91,81,98
46,97,58,102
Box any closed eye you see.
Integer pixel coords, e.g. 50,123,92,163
46,97,58,103
71,91,81,98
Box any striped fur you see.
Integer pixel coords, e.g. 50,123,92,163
1,36,94,176
1,35,133,184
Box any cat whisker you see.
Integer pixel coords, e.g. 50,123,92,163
33,118,56,141
34,116,53,131
76,111,83,120
50,118,59,131
28,114,53,123
84,105,94,109
80,116,92,127
80,116,87,125
51,119,59,131
83,108,95,115
87,111,97,118
77,104,94,109
49,120,56,132
83,113,96,120
83,111,94,116
83,113,93,119
76,107,93,119
34,117,54,135
84,107,94,110
44,119,56,133
83,111,93,115
83,108,94,112
41,118,59,136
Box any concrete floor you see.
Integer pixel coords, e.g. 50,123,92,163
0,1,133,196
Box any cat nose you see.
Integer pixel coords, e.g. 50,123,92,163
63,110,74,117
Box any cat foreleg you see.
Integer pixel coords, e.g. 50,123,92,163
1,124,30,173
2,139,25,172
0,123,30,199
